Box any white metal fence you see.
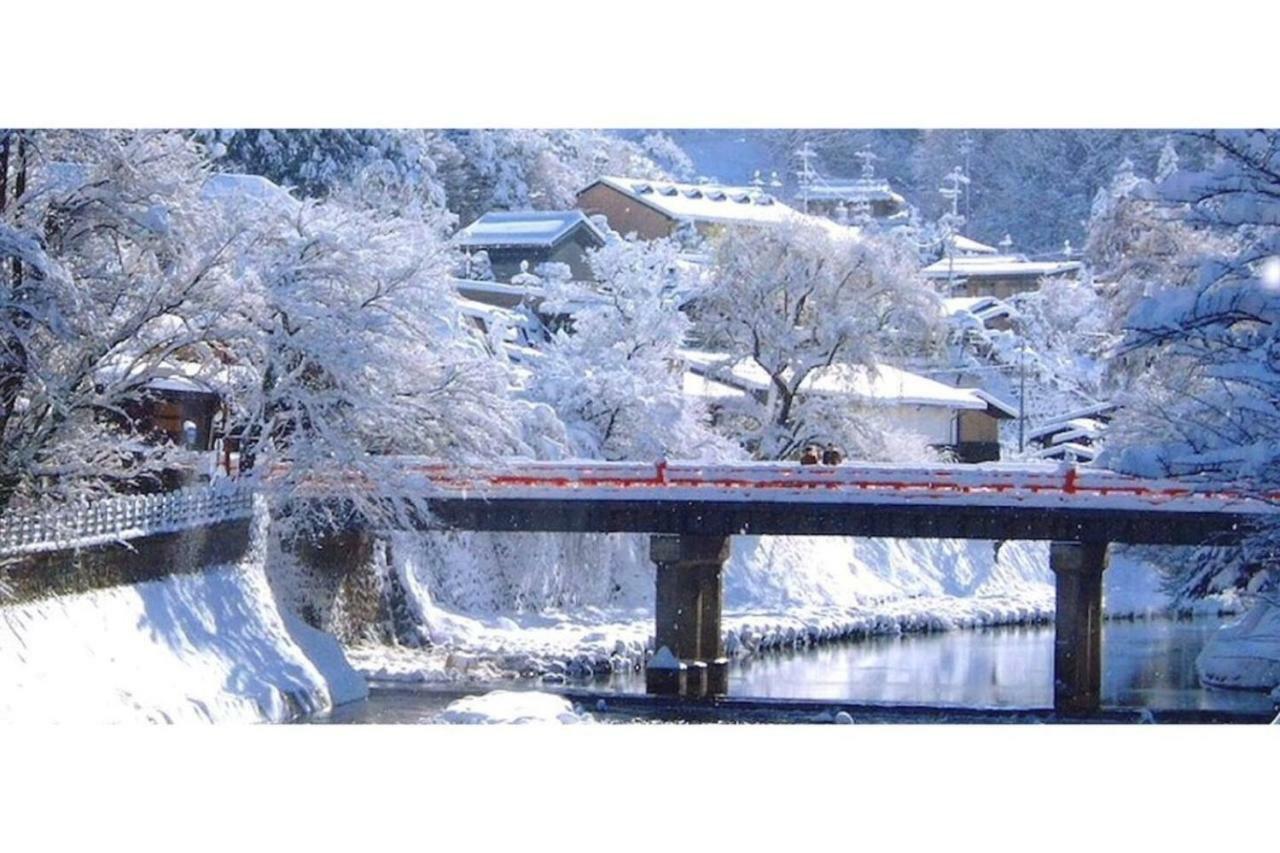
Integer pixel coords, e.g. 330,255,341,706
0,484,257,557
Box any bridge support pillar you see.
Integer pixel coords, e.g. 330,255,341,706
1050,541,1108,716
646,534,730,697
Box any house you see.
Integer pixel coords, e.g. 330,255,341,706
576,175,800,240
943,295,1016,333
945,233,1000,256
1026,402,1119,463
923,251,1083,299
679,351,1016,462
797,175,908,223
97,364,227,488
127,375,223,452
456,210,606,282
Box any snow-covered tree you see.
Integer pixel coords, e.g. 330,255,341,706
526,237,732,461
1101,130,1280,596
690,221,942,460
640,132,696,181
221,185,534,532
198,129,453,212
0,130,244,512
440,130,678,225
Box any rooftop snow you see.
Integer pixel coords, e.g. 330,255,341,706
922,254,1083,280
678,350,1004,412
943,296,1016,324
588,175,802,227
1027,417,1107,444
457,210,604,249
682,370,748,401
946,234,1000,255
201,173,300,212
800,179,905,206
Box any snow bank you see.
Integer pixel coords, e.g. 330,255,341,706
1103,546,1244,618
436,690,593,724
724,535,1050,608
1197,601,1280,692
350,531,1057,683
0,539,367,723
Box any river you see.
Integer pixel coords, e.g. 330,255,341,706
316,615,1277,722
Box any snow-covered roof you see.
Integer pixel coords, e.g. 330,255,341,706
585,175,800,228
456,210,605,249
202,173,299,211
946,234,999,255
33,165,299,216
1027,417,1107,445
1055,401,1120,423
682,370,747,402
678,350,1006,412
96,356,226,397
453,294,521,326
800,178,906,207
943,296,1016,322
1033,442,1099,462
922,254,1083,280
971,388,1018,419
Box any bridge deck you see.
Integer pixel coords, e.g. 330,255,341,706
313,460,1274,545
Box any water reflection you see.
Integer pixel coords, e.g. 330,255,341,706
318,617,1277,722
610,617,1275,714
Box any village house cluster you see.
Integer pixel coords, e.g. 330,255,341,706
448,161,1100,469
49,154,1106,487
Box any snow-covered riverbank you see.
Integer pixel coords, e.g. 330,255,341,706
348,531,1256,689
0,521,366,724
348,532,1058,683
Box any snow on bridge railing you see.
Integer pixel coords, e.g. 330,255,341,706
378,458,1280,515
0,483,257,558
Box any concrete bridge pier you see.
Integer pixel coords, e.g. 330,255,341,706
1050,541,1109,716
646,534,731,697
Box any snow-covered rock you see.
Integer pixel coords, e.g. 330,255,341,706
1196,601,1280,692
436,690,594,724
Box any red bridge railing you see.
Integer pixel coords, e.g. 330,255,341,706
366,459,1278,514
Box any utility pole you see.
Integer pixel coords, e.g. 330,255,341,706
795,140,818,215
1018,336,1028,454
938,166,968,295
958,131,974,221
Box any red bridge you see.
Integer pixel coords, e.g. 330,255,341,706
299,459,1275,716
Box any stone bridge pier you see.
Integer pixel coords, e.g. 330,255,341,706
1050,541,1109,716
640,533,1115,715
645,534,731,697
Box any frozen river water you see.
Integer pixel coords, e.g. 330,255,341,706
318,615,1277,722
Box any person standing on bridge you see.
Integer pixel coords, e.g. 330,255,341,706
822,444,844,466
800,445,820,465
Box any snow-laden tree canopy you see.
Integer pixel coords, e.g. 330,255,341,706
689,220,942,460
1,130,243,511
526,236,735,462
1,130,540,530
222,189,538,530
1098,131,1280,598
